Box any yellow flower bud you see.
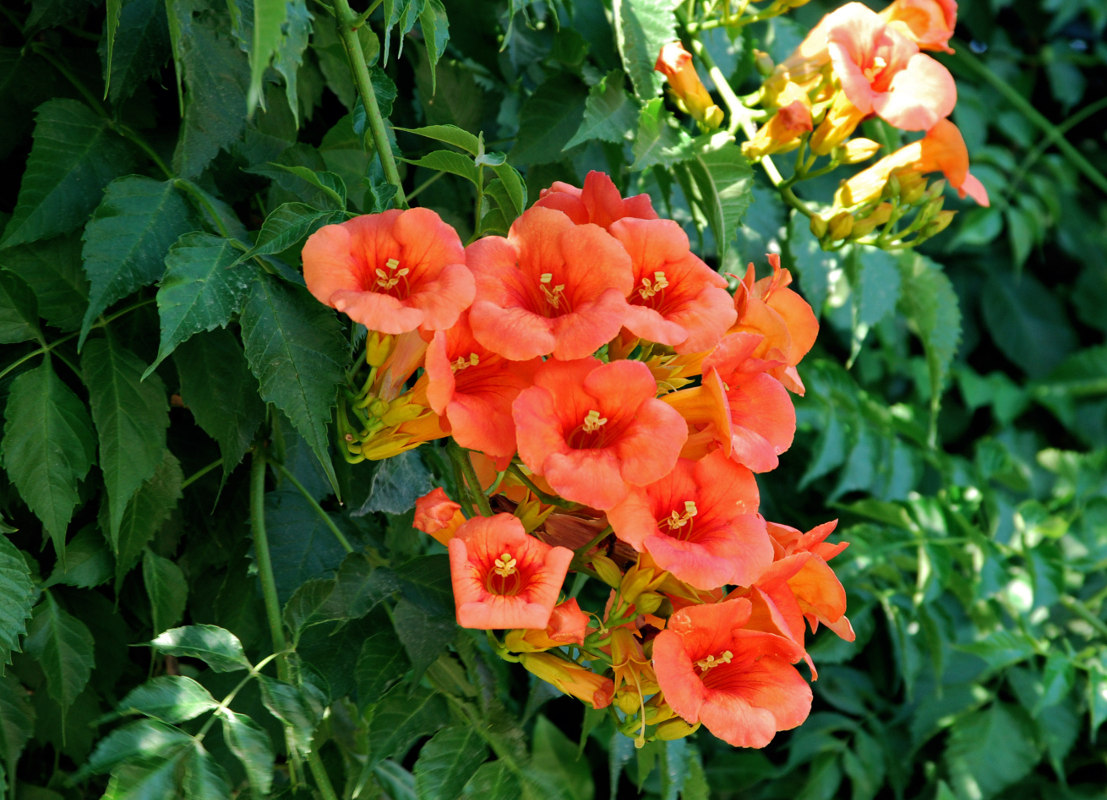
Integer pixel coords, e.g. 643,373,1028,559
838,138,882,164
828,210,854,240
654,717,700,741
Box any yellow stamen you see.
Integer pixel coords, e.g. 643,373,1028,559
695,650,733,672
375,257,410,290
451,353,480,372
582,409,607,433
863,55,888,83
664,500,698,530
638,271,670,300
493,552,517,577
539,272,566,308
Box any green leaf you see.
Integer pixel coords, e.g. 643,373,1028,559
147,231,255,375
631,98,693,170
257,675,325,756
355,628,410,708
1,361,97,560
395,124,481,155
531,715,593,800
358,449,433,515
674,136,753,258
172,6,250,178
565,70,637,150
82,337,169,549
182,741,232,800
850,247,901,361
104,0,122,100
0,234,89,331
79,175,193,348
613,0,676,100
101,755,184,800
0,99,134,249
115,675,218,724
944,702,1037,800
234,203,346,267
0,271,40,343
240,275,346,496
510,74,588,166
23,593,95,730
414,725,488,800
381,0,426,61
1089,665,1107,742
0,536,36,672
0,672,35,772
142,550,187,635
981,271,1077,379
958,629,1036,674
43,527,112,589
248,0,289,116
102,0,170,105
82,718,192,777
281,552,396,634
367,685,449,767
403,150,480,186
219,708,275,798
174,329,265,476
391,597,455,682
247,163,348,210
489,163,526,218
270,1,312,128
112,450,183,585
150,624,251,672
897,253,961,419
461,761,521,799
419,0,450,94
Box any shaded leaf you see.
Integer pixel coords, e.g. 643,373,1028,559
419,0,450,93
240,275,346,495
115,675,217,724
355,627,410,708
147,232,255,374
944,702,1037,800
0,271,40,343
0,234,89,331
461,760,521,800
0,536,35,673
898,253,961,414
235,203,347,267
357,449,433,515
174,329,265,476
391,597,454,682
414,725,488,800
613,0,676,100
43,527,112,590
83,718,192,777
102,0,170,105
150,625,251,672
79,176,194,347
631,98,693,170
83,337,169,553
1,361,97,560
172,6,251,178
182,741,232,799
258,675,325,756
565,70,637,149
367,685,449,767
142,550,187,635
219,708,275,798
0,99,134,249
531,715,593,800
112,450,183,585
0,672,35,771
981,271,1077,379
510,74,588,166
23,593,95,729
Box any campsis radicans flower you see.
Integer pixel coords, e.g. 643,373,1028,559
655,42,725,128
302,208,474,334
533,170,658,229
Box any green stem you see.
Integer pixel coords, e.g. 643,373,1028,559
30,43,107,116
249,449,303,788
949,45,1107,197
1002,94,1107,204
173,178,244,242
113,121,174,179
505,464,574,509
272,460,355,554
449,442,493,517
331,0,407,208
181,458,225,490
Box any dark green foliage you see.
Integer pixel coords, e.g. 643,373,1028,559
0,0,1104,797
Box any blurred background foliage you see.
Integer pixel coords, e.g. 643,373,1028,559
0,0,1104,798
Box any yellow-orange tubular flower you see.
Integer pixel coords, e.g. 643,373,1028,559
834,118,989,208
655,42,725,129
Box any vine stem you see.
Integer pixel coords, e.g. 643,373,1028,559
948,44,1107,197
331,0,407,208
250,449,340,800
448,441,494,517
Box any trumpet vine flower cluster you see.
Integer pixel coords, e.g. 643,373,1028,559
302,171,853,749
656,0,988,250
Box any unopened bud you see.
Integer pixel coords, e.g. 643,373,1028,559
591,554,622,588
654,717,700,740
810,214,829,238
899,172,927,205
365,331,393,367
753,49,774,76
849,202,893,238
635,591,664,615
838,138,881,164
924,209,956,237
828,211,854,240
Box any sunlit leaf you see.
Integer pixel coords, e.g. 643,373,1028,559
219,708,275,798
150,625,251,673
115,675,217,724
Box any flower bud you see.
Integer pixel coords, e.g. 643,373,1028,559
827,210,854,240
654,717,700,741
591,554,623,588
838,138,882,164
924,209,956,237
809,214,829,239
753,49,774,77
